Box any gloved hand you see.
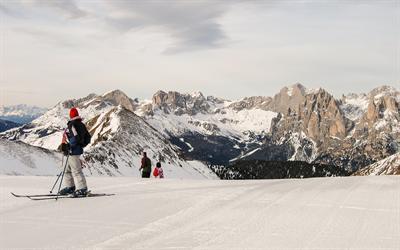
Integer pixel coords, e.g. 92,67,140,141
61,143,70,156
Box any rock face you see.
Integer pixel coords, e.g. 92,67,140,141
228,96,272,111
272,88,348,144
151,91,213,115
271,83,307,113
102,90,136,112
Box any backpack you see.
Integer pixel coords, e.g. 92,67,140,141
69,121,91,148
153,167,159,177
80,126,91,148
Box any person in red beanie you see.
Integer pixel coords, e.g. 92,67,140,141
59,107,91,196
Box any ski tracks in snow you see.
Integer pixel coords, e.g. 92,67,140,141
1,176,400,249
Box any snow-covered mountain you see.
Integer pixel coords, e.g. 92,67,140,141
133,85,399,173
0,104,47,124
0,91,217,179
135,90,278,165
354,152,400,175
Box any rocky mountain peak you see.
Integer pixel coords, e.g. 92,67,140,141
271,86,349,146
271,83,307,113
301,89,347,140
368,85,399,98
62,93,98,109
357,86,400,133
101,89,135,112
287,83,307,97
152,90,210,115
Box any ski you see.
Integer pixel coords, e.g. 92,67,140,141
11,192,67,198
28,193,115,201
11,192,115,200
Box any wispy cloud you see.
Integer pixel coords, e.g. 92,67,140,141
29,0,87,19
3,0,233,53
1,0,87,18
102,1,232,53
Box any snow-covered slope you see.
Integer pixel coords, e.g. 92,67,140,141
0,104,47,124
0,138,216,179
141,91,277,139
146,107,277,140
1,176,399,249
0,138,60,176
340,93,369,121
355,152,400,175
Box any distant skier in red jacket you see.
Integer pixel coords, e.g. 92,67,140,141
153,162,164,179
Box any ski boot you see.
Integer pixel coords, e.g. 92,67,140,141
58,186,75,195
73,187,88,197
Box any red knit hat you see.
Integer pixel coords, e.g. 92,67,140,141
69,107,79,119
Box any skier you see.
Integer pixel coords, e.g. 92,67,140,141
153,162,164,178
139,152,152,178
59,107,91,196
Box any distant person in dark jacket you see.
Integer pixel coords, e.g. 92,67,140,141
139,152,152,178
59,107,91,196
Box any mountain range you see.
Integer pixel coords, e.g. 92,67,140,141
0,104,47,124
1,84,398,178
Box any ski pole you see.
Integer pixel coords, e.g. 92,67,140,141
56,154,69,200
50,155,64,193
50,171,63,194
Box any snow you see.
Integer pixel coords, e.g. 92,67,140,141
146,108,277,140
285,132,317,162
306,87,322,95
0,138,218,179
1,175,399,249
287,86,293,96
372,85,398,101
229,148,261,162
340,94,369,121
0,139,61,176
180,138,194,152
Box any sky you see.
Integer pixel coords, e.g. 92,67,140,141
0,0,399,107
